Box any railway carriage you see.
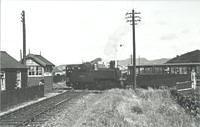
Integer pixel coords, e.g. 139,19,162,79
128,63,200,88
128,50,200,89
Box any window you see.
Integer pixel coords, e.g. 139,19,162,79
154,67,163,74
28,66,43,76
170,66,181,74
144,67,153,74
38,67,42,75
136,68,140,75
127,69,130,75
0,71,6,91
175,67,180,74
197,66,200,73
140,67,145,74
170,67,176,74
45,66,52,72
16,71,21,89
179,67,188,74
164,67,170,74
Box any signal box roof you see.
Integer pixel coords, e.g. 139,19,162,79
25,54,55,67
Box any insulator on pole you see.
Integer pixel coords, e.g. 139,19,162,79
134,12,141,14
125,12,132,16
135,19,141,22
126,20,133,22
134,16,141,19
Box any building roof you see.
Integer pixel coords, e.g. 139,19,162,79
127,62,200,68
25,54,55,67
137,63,200,67
0,51,27,69
166,50,200,63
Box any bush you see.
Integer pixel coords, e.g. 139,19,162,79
170,88,200,119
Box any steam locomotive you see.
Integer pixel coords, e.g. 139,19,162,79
66,60,123,90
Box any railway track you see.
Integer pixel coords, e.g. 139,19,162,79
0,90,89,127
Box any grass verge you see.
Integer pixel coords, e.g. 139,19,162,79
75,88,199,127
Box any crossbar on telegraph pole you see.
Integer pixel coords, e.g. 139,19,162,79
125,9,141,90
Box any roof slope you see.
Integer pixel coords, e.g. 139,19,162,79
26,54,55,67
166,50,200,63
0,51,27,69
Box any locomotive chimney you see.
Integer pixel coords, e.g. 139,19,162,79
21,10,26,64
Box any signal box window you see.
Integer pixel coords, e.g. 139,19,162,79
28,66,43,76
0,71,6,91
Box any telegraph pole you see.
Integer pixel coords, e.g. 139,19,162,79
125,9,141,90
21,10,26,64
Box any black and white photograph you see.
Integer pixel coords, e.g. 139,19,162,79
1,0,200,126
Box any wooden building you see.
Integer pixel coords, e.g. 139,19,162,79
24,53,55,93
0,51,44,111
0,51,27,91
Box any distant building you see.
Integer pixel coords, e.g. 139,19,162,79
52,65,66,76
52,67,66,84
23,53,55,93
0,51,28,91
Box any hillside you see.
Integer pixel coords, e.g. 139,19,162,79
118,57,170,66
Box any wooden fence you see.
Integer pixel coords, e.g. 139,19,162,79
176,81,192,91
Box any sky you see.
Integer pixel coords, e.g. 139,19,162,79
1,0,200,65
